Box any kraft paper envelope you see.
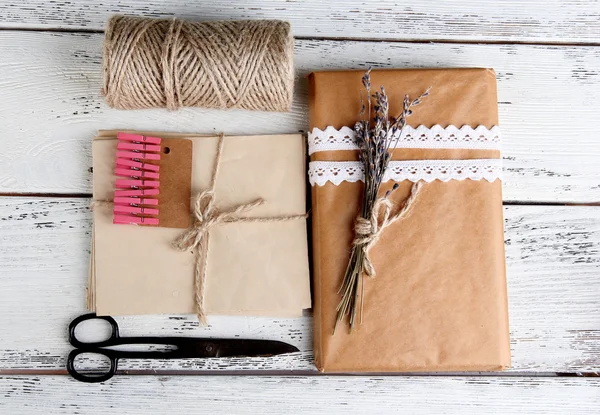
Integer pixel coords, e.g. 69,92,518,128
309,68,510,372
89,132,311,317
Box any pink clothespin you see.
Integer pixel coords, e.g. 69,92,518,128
118,132,162,145
115,179,160,188
114,197,159,206
114,188,159,197
113,215,160,226
116,158,160,172
113,132,163,227
115,168,160,180
117,142,162,153
114,205,159,216
116,150,161,161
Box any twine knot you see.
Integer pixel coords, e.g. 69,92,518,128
173,190,264,254
352,181,423,278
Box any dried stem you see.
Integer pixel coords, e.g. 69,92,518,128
334,70,429,334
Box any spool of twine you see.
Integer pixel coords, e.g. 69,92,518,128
102,15,295,112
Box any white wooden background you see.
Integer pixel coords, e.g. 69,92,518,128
0,1,599,413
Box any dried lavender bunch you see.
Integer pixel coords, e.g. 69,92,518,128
335,69,429,333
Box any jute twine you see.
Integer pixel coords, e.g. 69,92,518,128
352,181,423,278
172,134,307,325
103,15,295,111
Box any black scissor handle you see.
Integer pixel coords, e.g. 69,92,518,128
67,348,118,383
69,313,120,348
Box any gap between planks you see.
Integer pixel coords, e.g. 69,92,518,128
2,0,600,45
1,193,599,207
297,36,600,48
0,369,589,377
1,26,600,48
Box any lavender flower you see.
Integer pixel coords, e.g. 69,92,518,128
335,70,430,333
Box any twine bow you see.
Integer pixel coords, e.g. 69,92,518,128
173,133,307,325
352,181,423,279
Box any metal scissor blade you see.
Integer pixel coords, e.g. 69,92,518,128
212,339,299,358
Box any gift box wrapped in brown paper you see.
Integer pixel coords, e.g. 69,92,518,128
89,131,311,319
308,68,510,372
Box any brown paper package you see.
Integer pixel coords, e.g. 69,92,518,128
90,131,311,317
309,68,510,372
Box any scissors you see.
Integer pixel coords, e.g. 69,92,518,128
67,313,299,383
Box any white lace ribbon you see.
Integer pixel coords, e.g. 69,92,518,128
309,159,503,186
308,125,501,155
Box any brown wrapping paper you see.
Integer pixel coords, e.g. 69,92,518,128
309,69,510,372
90,132,311,317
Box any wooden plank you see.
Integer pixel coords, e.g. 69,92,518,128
0,375,599,414
0,0,599,43
0,32,599,202
0,197,598,373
